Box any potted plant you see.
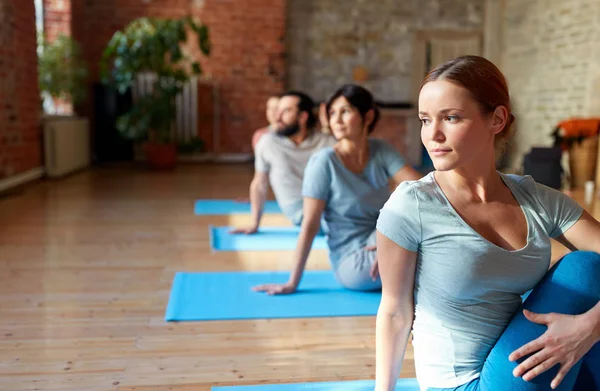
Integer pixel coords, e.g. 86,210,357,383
38,33,88,115
38,34,92,178
100,16,211,169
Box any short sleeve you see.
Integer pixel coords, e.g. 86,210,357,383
254,137,270,173
533,180,584,238
374,139,405,178
376,182,421,252
301,150,332,201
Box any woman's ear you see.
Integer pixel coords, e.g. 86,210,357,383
364,109,375,129
491,106,508,136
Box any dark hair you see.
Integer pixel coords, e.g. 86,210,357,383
326,84,380,133
280,90,317,129
421,55,515,148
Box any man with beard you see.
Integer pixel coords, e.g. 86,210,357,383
232,91,336,234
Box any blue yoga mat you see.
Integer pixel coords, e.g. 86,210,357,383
212,379,419,391
210,226,327,251
194,199,281,215
165,270,381,321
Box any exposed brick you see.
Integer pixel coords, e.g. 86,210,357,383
43,0,71,42
36,0,600,160
63,0,286,154
0,0,42,180
42,0,74,114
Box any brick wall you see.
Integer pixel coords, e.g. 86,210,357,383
500,0,600,169
43,0,73,114
38,0,600,160
65,0,286,154
0,0,42,180
43,0,70,42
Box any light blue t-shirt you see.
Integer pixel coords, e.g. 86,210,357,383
302,138,406,265
376,172,584,390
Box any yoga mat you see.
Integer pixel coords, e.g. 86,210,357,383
212,379,419,391
194,199,281,215
165,270,381,321
210,226,327,251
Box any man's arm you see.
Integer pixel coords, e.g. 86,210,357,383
230,171,269,234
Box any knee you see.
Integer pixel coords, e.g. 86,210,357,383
558,251,600,274
344,276,381,292
341,277,381,292
334,261,381,291
552,251,600,293
335,267,381,291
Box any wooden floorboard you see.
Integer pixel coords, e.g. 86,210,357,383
0,163,597,391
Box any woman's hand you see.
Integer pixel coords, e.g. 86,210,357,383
365,245,379,281
252,282,297,295
509,309,598,389
229,226,258,234
251,198,325,297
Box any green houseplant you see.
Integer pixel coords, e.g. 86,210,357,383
100,16,210,169
38,34,88,114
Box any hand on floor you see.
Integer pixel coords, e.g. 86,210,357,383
230,226,258,234
365,245,379,281
252,283,297,295
509,310,598,389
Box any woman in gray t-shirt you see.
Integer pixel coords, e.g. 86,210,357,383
375,56,600,391
253,84,422,295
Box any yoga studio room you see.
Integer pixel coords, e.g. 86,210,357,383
2,0,600,390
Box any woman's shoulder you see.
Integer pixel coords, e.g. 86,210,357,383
305,146,337,175
387,172,437,204
499,172,540,196
500,172,578,211
399,171,436,189
500,172,533,185
377,172,433,249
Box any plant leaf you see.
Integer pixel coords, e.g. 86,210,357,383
191,62,201,75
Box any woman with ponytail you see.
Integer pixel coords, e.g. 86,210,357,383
375,55,600,391
253,84,422,295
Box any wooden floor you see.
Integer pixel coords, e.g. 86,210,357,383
0,164,598,391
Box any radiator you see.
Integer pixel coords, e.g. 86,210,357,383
43,116,91,178
133,73,219,153
133,73,198,143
